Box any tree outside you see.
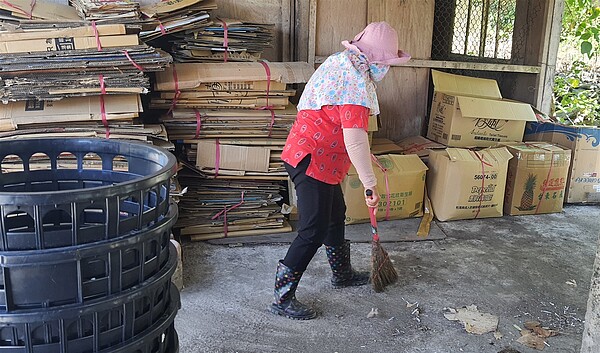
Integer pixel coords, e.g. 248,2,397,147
554,0,600,126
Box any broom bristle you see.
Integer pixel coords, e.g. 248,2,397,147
370,240,398,292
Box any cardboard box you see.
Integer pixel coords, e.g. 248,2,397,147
341,154,428,224
427,70,537,147
427,147,513,221
524,122,600,203
0,95,142,130
396,135,445,162
371,138,404,155
154,62,315,91
0,35,139,54
0,0,80,20
196,140,270,173
0,24,127,42
501,142,570,215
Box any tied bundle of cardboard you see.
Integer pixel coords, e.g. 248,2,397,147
154,61,314,178
175,175,291,241
70,0,141,23
153,61,313,240
171,18,274,62
0,8,173,145
139,0,216,42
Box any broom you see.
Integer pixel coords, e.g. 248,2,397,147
366,189,398,292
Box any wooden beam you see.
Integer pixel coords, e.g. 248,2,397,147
536,0,564,114
308,0,317,67
314,56,541,73
281,0,292,61
581,233,600,352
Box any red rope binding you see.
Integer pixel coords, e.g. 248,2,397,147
168,65,181,115
122,50,145,71
91,21,102,51
258,60,276,137
221,19,229,62
194,109,202,139
370,154,391,220
98,74,110,138
211,192,245,238
472,151,492,219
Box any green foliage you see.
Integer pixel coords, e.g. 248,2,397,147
562,0,600,58
553,61,600,125
553,0,600,126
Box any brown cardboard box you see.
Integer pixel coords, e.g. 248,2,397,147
196,140,271,173
524,122,600,203
341,154,428,224
154,62,315,91
371,138,404,155
0,24,126,42
396,135,446,162
501,142,570,215
0,35,139,54
427,70,537,147
0,95,142,131
427,147,513,221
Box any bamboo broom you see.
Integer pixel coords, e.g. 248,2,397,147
366,189,398,292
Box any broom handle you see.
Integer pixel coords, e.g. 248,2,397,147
365,189,379,242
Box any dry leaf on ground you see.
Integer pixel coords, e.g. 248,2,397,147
443,305,499,335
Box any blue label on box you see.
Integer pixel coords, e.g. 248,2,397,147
525,122,600,147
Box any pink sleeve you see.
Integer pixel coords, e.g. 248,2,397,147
343,128,377,189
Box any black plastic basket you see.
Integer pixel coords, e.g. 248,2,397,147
0,204,177,312
0,245,179,352
0,138,177,251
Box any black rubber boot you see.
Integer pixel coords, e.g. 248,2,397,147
269,261,317,320
325,240,370,288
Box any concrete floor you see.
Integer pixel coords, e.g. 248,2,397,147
174,205,599,353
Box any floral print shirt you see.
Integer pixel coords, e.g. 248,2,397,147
297,50,382,115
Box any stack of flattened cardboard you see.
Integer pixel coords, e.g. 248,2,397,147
171,18,274,62
70,0,141,23
0,0,79,22
175,173,291,241
139,0,216,42
153,61,313,240
0,18,173,145
154,61,313,177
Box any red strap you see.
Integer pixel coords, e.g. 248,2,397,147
122,50,145,71
98,74,109,138
157,18,167,35
194,109,202,139
1,0,34,19
168,65,181,115
211,191,245,238
91,21,102,51
221,20,229,62
371,154,391,220
472,151,491,219
258,60,275,136
214,138,220,177
523,142,556,215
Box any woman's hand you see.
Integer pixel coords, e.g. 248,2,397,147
365,188,380,209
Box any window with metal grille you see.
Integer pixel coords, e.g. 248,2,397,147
433,0,518,62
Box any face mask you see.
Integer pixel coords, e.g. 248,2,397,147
369,63,390,82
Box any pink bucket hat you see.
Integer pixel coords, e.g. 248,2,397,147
342,22,411,65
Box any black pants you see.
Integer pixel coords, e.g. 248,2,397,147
283,155,346,272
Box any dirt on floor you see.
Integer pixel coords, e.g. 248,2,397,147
174,205,599,353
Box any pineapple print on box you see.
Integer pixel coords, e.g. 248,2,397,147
517,173,537,211
502,142,571,216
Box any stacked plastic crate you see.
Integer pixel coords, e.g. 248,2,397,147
0,138,179,352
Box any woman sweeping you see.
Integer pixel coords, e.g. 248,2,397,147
270,21,411,320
